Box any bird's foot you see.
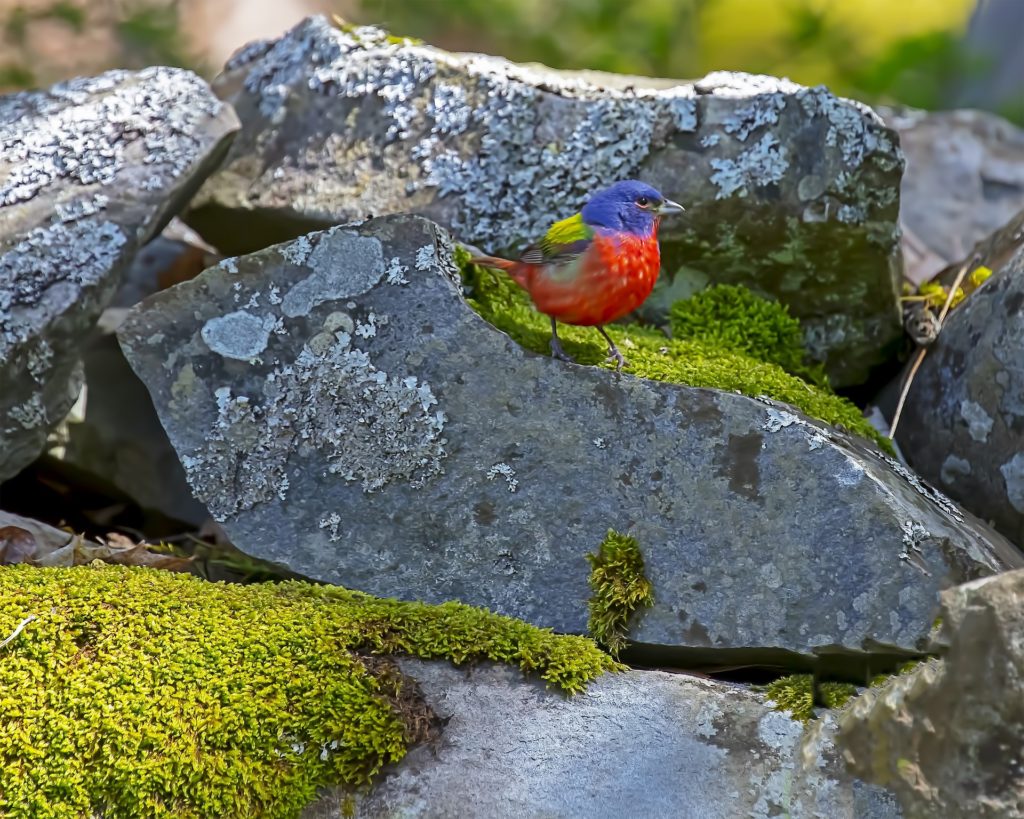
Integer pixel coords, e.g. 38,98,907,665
549,335,576,364
605,345,628,371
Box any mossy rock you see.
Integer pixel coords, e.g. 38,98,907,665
586,530,654,657
763,674,859,723
459,248,889,451
0,565,615,818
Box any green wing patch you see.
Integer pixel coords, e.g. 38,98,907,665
542,212,592,253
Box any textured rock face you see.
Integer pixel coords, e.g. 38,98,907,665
0,67,239,482
881,107,1024,286
839,569,1024,818
895,251,1024,547
118,214,1021,668
303,660,901,819
189,15,905,386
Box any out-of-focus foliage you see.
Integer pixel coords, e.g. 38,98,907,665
356,0,1006,118
0,0,1016,125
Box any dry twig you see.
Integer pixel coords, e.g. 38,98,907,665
0,614,37,650
888,256,977,439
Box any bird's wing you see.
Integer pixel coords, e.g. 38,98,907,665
520,212,594,266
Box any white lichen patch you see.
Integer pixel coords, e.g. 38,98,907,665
1000,453,1024,514
281,232,385,317
762,406,800,433
873,452,965,523
0,66,224,207
319,512,342,542
0,220,127,353
201,310,277,361
486,462,519,493
709,133,789,199
415,244,435,271
386,256,410,285
181,334,448,520
959,399,993,443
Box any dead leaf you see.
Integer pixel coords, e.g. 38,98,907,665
34,532,193,572
0,526,39,565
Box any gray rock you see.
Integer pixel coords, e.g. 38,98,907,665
839,568,1024,818
0,67,239,482
189,16,905,386
894,249,1024,547
118,214,1021,668
303,660,900,819
879,107,1024,286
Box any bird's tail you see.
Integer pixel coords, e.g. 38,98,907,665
467,255,517,272
468,254,528,288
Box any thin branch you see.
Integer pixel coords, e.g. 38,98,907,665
0,614,37,650
889,255,978,440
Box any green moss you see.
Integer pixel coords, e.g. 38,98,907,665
585,530,655,657
869,659,924,688
460,250,890,451
763,674,859,723
0,565,615,818
669,284,828,386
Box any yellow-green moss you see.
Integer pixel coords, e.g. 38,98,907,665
669,284,828,386
585,530,655,657
869,659,924,688
763,674,859,723
0,565,615,818
459,250,890,452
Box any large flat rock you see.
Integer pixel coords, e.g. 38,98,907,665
305,660,901,819
0,67,239,481
189,15,905,386
118,214,1021,668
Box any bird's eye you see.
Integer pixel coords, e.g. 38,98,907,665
636,196,650,208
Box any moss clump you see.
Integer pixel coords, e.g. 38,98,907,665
669,284,828,386
585,530,655,657
0,565,615,818
460,251,889,451
763,674,859,723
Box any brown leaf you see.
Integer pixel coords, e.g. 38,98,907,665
34,532,193,572
0,526,39,565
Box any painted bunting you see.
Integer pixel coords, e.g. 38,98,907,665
470,180,684,369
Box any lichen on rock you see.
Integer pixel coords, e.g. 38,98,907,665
0,564,614,818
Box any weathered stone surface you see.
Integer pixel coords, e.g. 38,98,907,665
303,660,900,819
189,15,905,386
880,107,1024,286
0,67,239,482
894,250,1024,547
839,569,1024,818
118,215,1021,668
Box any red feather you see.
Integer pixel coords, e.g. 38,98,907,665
471,230,661,327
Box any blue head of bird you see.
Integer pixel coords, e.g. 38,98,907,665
580,180,685,237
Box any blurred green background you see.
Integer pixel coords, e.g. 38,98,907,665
1,0,1021,122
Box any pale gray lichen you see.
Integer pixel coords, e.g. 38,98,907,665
201,311,277,361
0,66,223,207
281,231,385,317
1000,453,1024,514
959,399,993,443
181,332,448,521
873,451,965,523
940,454,972,485
709,133,789,199
486,462,519,493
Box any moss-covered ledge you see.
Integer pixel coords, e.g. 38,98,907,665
0,565,616,818
459,249,890,452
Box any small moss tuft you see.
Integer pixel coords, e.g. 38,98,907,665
461,253,890,451
763,674,859,723
0,565,615,818
585,530,655,657
669,284,828,386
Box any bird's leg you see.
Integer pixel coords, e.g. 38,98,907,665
596,326,627,371
549,317,576,363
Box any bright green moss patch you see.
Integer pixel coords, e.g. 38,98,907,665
585,530,655,657
669,284,828,386
460,251,889,451
0,565,615,818
763,674,859,723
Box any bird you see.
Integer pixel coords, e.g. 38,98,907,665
469,180,684,370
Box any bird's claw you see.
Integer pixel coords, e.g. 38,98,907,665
549,336,576,364
605,347,627,371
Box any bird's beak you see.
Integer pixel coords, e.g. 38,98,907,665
657,199,685,215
